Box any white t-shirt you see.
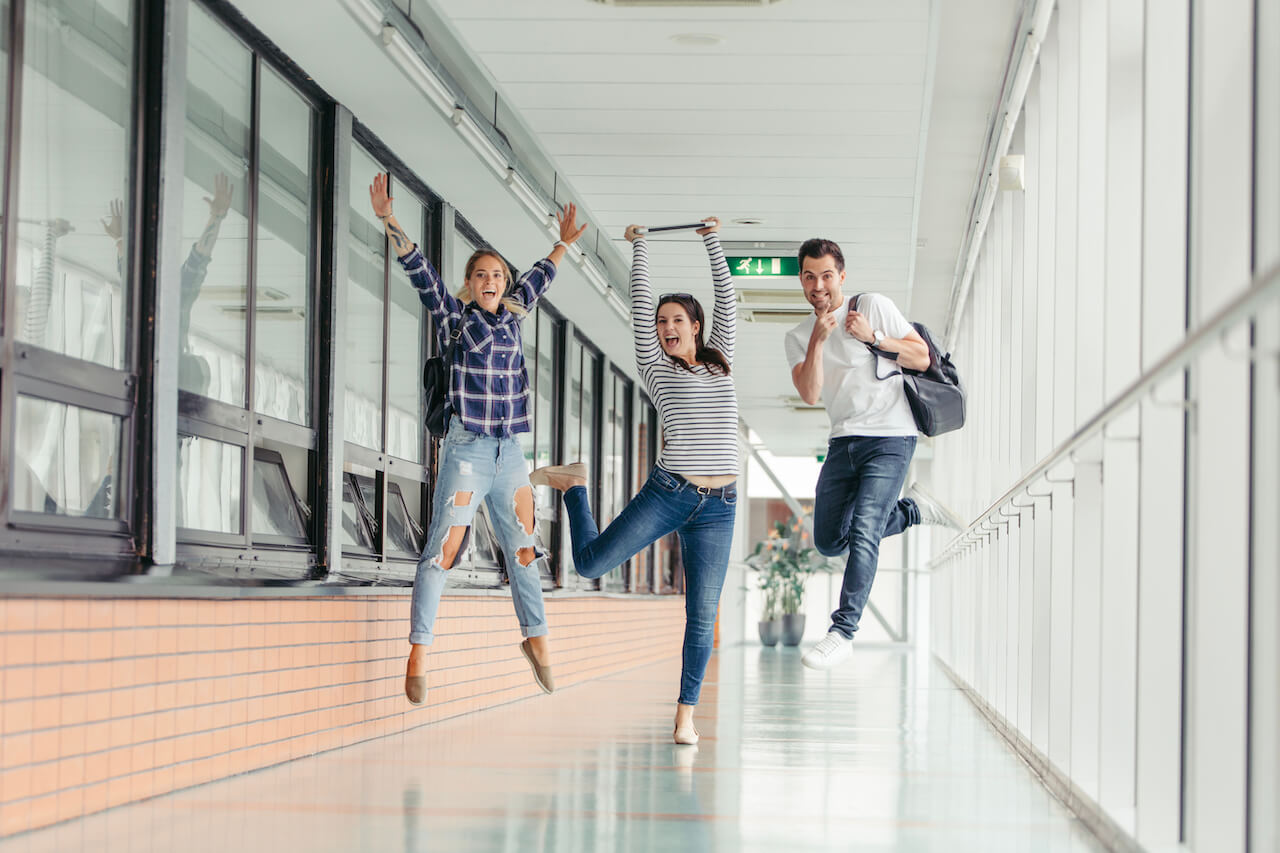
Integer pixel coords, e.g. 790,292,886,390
784,293,918,438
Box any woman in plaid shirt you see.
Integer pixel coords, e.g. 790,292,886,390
370,174,586,706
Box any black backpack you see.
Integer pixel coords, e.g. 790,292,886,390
855,294,966,437
421,304,474,439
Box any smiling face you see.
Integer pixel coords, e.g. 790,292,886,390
464,253,508,314
800,253,846,316
655,301,700,363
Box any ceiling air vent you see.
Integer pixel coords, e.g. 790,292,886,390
590,0,781,6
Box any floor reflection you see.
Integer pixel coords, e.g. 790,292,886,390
4,646,1105,853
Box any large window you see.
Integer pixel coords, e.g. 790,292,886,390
338,135,433,578
598,368,632,592
177,3,317,564
1,0,140,556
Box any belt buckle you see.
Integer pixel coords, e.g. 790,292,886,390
696,485,711,496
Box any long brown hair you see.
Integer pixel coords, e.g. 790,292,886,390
455,249,528,317
656,293,730,376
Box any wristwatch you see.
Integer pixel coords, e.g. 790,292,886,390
872,329,885,348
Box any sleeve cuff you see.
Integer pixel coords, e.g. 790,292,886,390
397,245,425,268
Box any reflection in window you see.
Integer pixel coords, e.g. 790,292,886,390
345,146,386,449
251,450,307,539
12,397,121,519
181,5,252,404
0,0,9,284
177,435,242,533
253,67,314,426
386,199,424,461
14,0,135,370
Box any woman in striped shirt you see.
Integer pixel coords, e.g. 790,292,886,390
531,217,737,745
369,174,586,707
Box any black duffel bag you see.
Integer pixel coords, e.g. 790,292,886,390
422,305,474,439
856,295,966,437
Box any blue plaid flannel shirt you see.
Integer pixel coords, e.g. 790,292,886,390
398,246,555,438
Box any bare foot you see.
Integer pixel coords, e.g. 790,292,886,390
526,634,552,666
407,643,429,677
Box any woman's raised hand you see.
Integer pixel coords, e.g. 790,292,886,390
624,224,644,243
695,216,720,235
557,202,588,245
369,173,393,220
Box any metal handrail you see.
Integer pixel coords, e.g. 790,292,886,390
932,258,1280,565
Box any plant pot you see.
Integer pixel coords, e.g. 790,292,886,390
781,613,806,646
758,620,781,646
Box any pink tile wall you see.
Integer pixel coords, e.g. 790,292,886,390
0,594,687,837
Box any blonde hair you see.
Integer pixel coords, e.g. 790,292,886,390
456,249,528,317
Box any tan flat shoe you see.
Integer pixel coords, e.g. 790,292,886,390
528,463,588,491
405,675,426,705
673,725,699,746
521,639,555,694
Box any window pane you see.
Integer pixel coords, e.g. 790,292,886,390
386,197,424,462
341,477,374,549
13,397,121,519
253,67,313,425
386,483,422,555
345,146,386,449
0,0,10,304
14,0,135,369
451,230,477,292
533,311,558,554
519,306,538,463
177,435,243,533
251,454,306,538
181,6,252,404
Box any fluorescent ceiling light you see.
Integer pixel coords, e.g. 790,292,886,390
382,28,456,117
450,107,508,177
340,0,383,35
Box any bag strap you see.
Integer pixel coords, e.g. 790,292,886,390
441,303,475,364
853,293,902,382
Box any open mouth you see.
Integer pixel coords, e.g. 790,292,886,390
663,335,680,348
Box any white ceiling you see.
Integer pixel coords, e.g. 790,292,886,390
396,0,1021,458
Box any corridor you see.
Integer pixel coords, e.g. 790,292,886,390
2,647,1103,853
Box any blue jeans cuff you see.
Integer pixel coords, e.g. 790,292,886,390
409,632,434,646
521,623,549,639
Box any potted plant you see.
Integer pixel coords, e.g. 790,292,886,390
747,518,827,646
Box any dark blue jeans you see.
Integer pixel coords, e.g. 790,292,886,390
813,435,919,639
563,467,736,705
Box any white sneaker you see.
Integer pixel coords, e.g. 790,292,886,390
801,631,853,670
904,482,965,530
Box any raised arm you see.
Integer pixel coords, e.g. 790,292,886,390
626,225,661,368
370,173,459,321
508,202,587,310
698,218,734,365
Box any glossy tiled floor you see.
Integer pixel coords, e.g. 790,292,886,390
2,645,1105,852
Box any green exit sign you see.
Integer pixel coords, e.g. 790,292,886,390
727,256,798,277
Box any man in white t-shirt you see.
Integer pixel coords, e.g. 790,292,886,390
783,238,942,669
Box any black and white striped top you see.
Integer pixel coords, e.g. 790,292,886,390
632,233,739,477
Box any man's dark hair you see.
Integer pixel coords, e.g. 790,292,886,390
797,238,845,273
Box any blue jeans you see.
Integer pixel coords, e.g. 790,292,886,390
813,435,920,639
409,417,548,645
562,466,736,705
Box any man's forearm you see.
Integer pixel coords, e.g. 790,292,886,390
871,335,929,371
794,343,824,405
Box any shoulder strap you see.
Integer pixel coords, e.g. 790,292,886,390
852,292,901,380
442,303,474,362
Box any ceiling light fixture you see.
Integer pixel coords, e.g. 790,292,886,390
731,218,764,226
669,33,725,47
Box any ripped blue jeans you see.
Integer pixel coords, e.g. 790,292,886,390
408,417,548,645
